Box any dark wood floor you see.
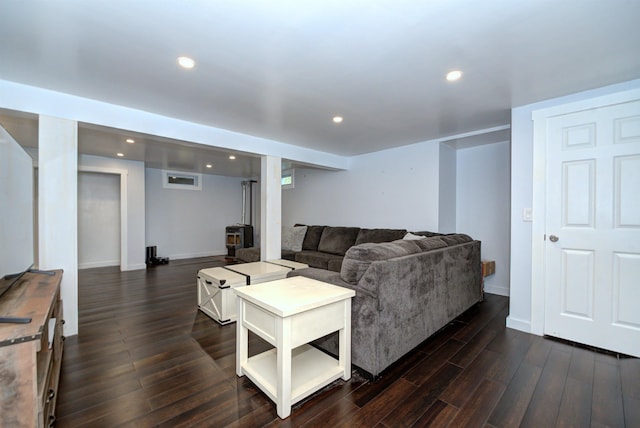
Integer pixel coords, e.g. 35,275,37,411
56,257,640,427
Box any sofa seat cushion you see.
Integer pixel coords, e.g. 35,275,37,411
281,250,297,261
317,226,360,255
340,240,421,284
327,258,343,272
295,251,344,270
235,247,297,262
355,228,407,245
235,247,260,263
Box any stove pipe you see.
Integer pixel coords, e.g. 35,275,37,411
241,180,257,225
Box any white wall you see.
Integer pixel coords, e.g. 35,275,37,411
273,131,513,299
457,141,511,296
508,78,640,333
0,125,34,276
145,168,245,259
79,154,147,271
438,143,457,233
283,141,441,231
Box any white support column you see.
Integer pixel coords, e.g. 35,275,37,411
38,115,79,336
260,156,281,261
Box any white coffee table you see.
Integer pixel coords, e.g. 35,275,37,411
235,276,355,419
197,267,247,325
265,259,309,270
224,261,291,284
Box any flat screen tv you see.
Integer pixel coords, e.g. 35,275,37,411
0,124,35,311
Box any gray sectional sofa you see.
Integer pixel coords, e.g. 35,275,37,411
237,225,483,378
236,225,412,270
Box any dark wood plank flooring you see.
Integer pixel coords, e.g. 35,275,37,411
56,257,640,427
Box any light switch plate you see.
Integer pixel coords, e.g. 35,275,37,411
523,208,533,222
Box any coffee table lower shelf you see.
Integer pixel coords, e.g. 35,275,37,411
241,344,344,405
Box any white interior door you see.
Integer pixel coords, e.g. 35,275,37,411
544,100,640,357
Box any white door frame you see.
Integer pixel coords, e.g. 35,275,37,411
78,166,129,271
530,87,640,335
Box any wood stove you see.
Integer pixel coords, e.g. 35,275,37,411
226,180,257,257
226,225,253,257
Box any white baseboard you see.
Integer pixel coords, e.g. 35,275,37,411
169,250,228,260
78,259,119,269
484,284,509,296
79,260,149,271
124,263,147,271
506,316,532,334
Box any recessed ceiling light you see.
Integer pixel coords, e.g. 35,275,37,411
229,155,236,160
333,116,343,124
206,164,212,168
177,56,195,69
116,152,124,157
126,138,135,144
446,70,463,82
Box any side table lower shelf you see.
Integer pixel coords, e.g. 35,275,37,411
241,344,345,405
235,276,355,419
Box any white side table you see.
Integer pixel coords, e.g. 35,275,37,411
235,276,355,418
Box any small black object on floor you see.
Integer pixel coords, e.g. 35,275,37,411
145,245,169,267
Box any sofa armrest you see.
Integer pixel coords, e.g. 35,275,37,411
287,268,377,300
358,241,482,312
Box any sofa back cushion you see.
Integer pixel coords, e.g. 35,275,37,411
412,236,448,251
317,226,360,256
411,230,443,237
340,240,421,284
298,225,326,251
440,233,473,246
355,228,407,245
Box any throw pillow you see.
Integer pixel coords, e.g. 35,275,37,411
281,226,307,252
403,232,427,240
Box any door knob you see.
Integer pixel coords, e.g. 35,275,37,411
549,235,559,242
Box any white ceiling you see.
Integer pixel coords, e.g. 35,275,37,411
0,109,263,177
1,0,639,173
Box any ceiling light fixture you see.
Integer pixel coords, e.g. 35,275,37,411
126,138,135,144
333,116,343,124
229,155,236,160
446,70,463,82
177,56,195,69
206,164,212,168
116,152,124,157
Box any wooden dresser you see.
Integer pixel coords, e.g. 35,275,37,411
0,270,64,428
